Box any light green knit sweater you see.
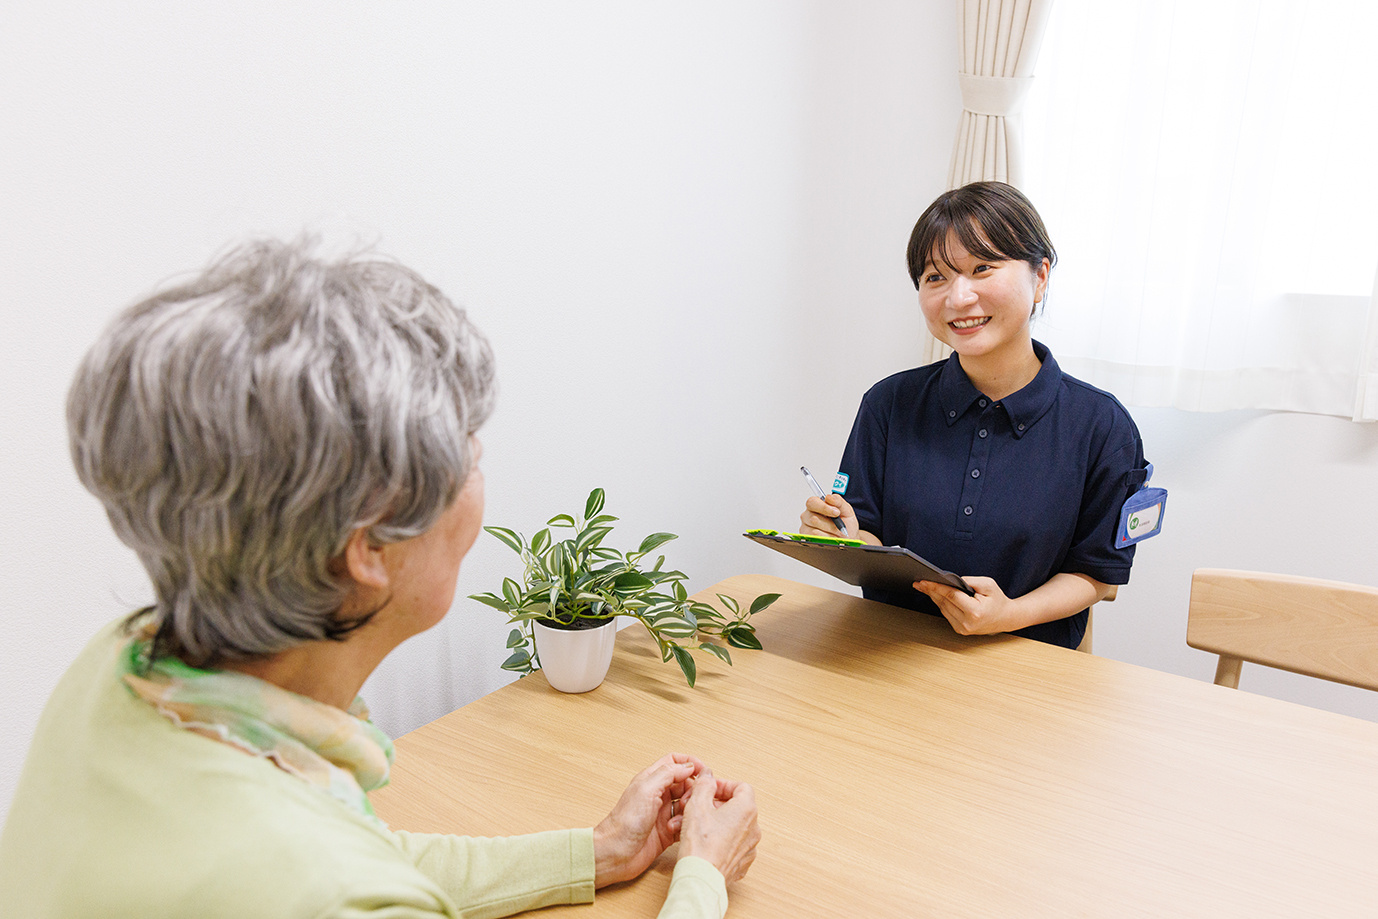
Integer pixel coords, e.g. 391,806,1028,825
0,622,727,919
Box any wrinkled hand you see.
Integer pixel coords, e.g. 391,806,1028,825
593,753,702,887
915,576,1019,636
677,769,760,885
800,494,857,539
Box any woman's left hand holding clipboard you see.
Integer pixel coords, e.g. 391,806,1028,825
918,571,1112,636
915,576,1018,636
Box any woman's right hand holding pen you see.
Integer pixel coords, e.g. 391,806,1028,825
800,494,876,543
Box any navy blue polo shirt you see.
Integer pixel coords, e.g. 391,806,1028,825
838,340,1147,648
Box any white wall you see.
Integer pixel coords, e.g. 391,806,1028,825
4,0,1375,831
1090,407,1378,721
0,1,954,823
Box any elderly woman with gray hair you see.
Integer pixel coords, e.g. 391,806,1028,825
0,240,759,919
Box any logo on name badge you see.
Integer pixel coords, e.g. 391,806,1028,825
1129,502,1161,535
832,472,849,495
1115,485,1168,548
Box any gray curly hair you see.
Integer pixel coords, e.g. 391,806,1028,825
67,238,496,666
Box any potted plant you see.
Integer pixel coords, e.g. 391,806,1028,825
469,488,780,691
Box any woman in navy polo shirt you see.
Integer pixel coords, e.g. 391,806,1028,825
800,181,1147,649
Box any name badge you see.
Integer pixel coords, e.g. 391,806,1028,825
1116,463,1167,548
832,472,850,495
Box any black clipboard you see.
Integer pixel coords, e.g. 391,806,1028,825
744,530,975,597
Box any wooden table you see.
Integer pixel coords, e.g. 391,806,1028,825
371,576,1378,918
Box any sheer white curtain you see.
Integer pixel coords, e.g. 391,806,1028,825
1023,0,1378,419
927,0,1056,364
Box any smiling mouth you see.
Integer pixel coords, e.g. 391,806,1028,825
950,317,990,330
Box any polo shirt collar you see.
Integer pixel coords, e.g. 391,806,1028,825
936,340,1062,438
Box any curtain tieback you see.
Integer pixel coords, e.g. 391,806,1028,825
958,73,1034,117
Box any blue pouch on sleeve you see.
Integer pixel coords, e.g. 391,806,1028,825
1115,463,1167,548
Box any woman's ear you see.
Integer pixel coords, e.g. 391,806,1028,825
1034,257,1051,304
341,528,390,590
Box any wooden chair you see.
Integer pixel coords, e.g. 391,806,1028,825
1075,586,1116,654
1186,568,1378,691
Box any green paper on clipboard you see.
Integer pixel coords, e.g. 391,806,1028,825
744,529,975,597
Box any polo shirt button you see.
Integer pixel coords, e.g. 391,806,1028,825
978,429,988,438
1018,423,1025,431
963,505,973,515
978,399,987,407
948,410,956,418
971,469,980,478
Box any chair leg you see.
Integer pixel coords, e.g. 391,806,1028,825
1214,655,1243,689
1076,610,1093,654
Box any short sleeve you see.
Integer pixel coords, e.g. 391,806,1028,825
1061,412,1146,586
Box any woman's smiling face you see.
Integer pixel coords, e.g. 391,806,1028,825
918,229,1049,365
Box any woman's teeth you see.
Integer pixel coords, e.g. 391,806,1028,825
951,317,990,329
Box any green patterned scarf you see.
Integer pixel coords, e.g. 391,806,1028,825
120,639,394,822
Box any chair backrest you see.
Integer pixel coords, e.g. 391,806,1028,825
1075,585,1116,654
1186,568,1378,691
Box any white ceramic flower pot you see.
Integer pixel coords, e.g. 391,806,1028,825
532,618,617,693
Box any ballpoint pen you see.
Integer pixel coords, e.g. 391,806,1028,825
801,466,848,537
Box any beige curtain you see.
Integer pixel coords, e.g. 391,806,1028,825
948,0,1056,188
925,0,1055,364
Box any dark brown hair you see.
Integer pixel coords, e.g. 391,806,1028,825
906,181,1057,289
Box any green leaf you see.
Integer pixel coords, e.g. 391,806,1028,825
587,515,620,527
649,618,697,639
530,528,551,556
670,645,697,688
701,643,732,666
546,513,577,528
613,572,655,593
484,526,525,554
691,602,725,623
672,581,688,603
574,526,614,554
748,592,782,615
584,488,606,520
724,624,763,650
716,593,741,616
468,592,512,612
637,532,678,555
502,578,523,607
505,628,527,649
501,650,532,672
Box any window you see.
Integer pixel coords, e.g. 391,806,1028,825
1022,0,1378,418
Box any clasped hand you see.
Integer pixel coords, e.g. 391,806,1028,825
593,753,760,888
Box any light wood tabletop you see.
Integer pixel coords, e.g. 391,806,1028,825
371,575,1378,918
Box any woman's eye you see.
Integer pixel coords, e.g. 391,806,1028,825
973,264,992,274
924,272,943,284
